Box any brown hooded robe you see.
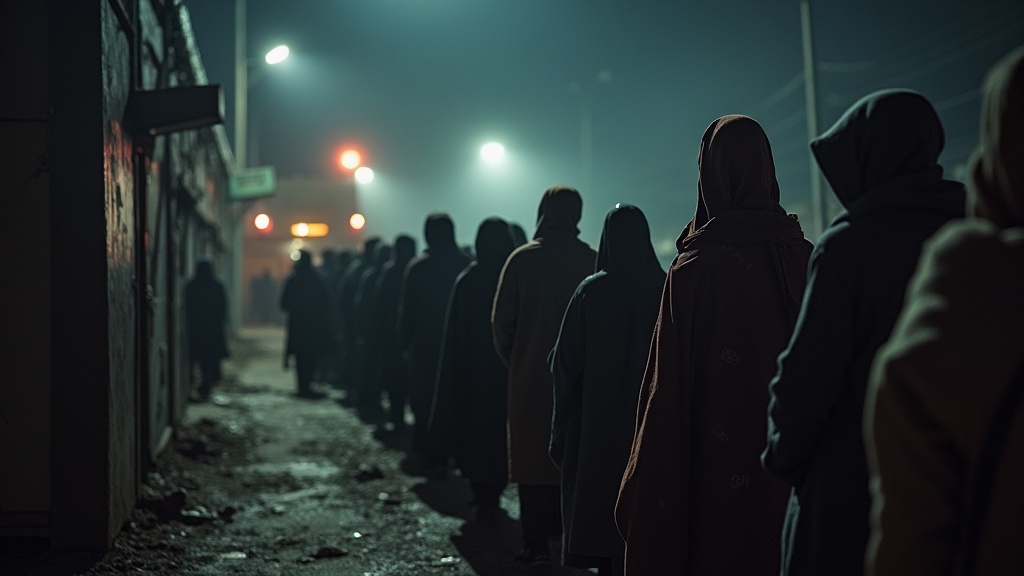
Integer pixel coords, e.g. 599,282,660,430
615,116,812,575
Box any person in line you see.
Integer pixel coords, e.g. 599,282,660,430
338,237,381,392
353,242,392,418
375,234,417,432
865,47,1024,576
399,214,471,470
549,204,664,575
761,89,966,575
429,218,517,525
492,185,597,565
280,250,334,399
617,115,811,575
185,260,229,401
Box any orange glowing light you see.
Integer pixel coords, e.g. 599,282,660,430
339,149,362,170
254,213,272,231
290,222,329,238
349,213,366,230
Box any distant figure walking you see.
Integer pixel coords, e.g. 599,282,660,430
429,217,517,525
616,116,811,575
549,204,664,575
280,250,334,399
185,260,229,401
399,214,471,469
761,90,965,576
492,185,597,566
866,47,1024,576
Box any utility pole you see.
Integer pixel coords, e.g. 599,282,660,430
800,0,825,239
230,0,247,333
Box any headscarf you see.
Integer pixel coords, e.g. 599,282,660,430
475,217,516,271
811,89,945,209
596,204,663,276
534,185,583,240
970,46,1024,228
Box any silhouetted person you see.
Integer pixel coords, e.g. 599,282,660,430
376,235,417,430
326,249,354,386
280,250,334,399
617,116,811,575
429,218,517,525
250,268,277,325
509,222,528,247
760,90,966,576
185,260,229,401
549,204,664,575
866,47,1024,576
338,238,381,390
492,185,596,565
399,214,471,469
353,242,392,415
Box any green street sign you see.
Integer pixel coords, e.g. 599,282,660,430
229,166,276,200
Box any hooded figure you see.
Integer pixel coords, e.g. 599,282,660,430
185,260,229,400
280,250,334,397
866,47,1024,576
375,235,417,429
338,237,381,389
549,204,664,573
761,90,966,576
616,116,811,575
399,214,472,466
509,222,528,247
429,217,517,523
353,242,392,413
492,185,597,564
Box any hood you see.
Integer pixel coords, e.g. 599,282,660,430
424,213,457,250
534,185,583,239
970,46,1024,228
392,235,417,266
475,217,516,269
194,260,214,280
361,237,381,261
372,244,392,269
811,89,945,208
686,115,785,238
294,249,312,271
509,223,528,247
597,204,663,275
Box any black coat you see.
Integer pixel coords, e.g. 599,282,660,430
280,263,334,357
549,205,664,567
185,262,228,361
430,218,516,484
376,237,416,398
762,90,966,576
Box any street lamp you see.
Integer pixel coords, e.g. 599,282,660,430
480,142,506,164
354,166,375,184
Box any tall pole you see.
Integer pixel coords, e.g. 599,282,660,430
800,0,824,239
230,0,247,333
580,90,592,193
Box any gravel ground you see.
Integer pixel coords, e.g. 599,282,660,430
1,328,586,576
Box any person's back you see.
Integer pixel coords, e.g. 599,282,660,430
376,235,416,429
866,46,1024,576
185,260,228,400
281,251,333,397
761,90,966,576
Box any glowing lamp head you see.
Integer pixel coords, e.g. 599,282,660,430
339,149,362,170
254,213,272,231
354,166,375,184
480,142,506,164
350,213,366,231
265,45,290,65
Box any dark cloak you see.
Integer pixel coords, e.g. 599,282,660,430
399,214,472,455
429,218,516,484
549,204,664,567
353,243,392,401
375,235,417,420
338,238,381,384
185,261,228,360
761,90,965,576
866,48,1024,576
280,251,334,357
616,115,812,575
492,185,597,485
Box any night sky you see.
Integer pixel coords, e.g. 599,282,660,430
185,0,1024,262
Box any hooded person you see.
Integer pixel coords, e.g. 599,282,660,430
398,214,471,468
429,217,517,524
492,185,597,565
615,115,812,575
549,204,665,575
353,243,392,415
375,234,417,430
338,237,381,390
509,222,528,247
760,90,967,576
280,250,334,398
865,47,1024,576
185,260,229,400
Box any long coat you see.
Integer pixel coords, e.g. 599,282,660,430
493,186,596,485
430,218,516,485
399,215,471,454
866,48,1024,576
549,205,664,567
185,262,228,361
376,236,416,410
280,263,334,357
762,90,966,576
617,116,811,575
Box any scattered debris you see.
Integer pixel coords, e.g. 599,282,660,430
313,546,349,559
219,551,247,560
354,464,385,483
378,492,402,505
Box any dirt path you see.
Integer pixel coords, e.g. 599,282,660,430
4,328,586,576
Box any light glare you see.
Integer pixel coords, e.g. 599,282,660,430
350,213,366,230
480,142,506,164
339,149,362,170
265,45,290,65
254,213,271,230
354,167,375,183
